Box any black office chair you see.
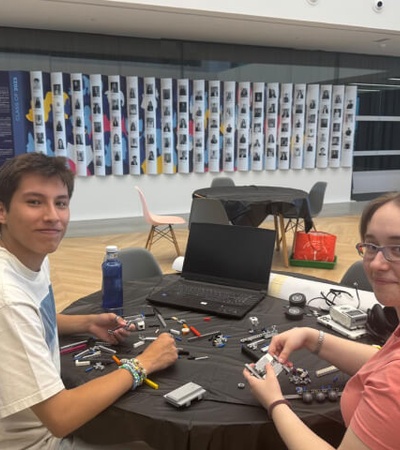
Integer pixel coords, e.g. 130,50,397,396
118,247,162,282
340,260,373,292
210,177,235,187
283,181,328,234
188,198,231,228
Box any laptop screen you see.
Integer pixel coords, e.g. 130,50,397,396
182,223,276,290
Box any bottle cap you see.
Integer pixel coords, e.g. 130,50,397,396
106,245,118,253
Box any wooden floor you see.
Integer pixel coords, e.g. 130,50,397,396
50,215,362,312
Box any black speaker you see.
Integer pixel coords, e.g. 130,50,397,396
366,304,399,344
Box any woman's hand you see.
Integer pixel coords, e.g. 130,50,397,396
268,327,317,364
243,363,284,410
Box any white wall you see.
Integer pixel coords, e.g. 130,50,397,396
70,168,352,222
115,0,400,32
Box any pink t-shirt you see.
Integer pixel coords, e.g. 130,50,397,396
341,326,400,450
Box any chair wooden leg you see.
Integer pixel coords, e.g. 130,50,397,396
273,214,280,251
145,226,155,250
278,213,289,268
169,225,181,256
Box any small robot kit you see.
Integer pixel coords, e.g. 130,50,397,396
329,304,367,330
244,353,290,379
317,305,368,340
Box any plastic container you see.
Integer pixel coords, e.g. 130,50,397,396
102,245,123,315
289,255,337,269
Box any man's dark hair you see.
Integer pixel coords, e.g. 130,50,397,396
0,153,75,210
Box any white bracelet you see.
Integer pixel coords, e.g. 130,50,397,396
313,330,325,355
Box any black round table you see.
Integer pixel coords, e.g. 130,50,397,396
60,277,346,450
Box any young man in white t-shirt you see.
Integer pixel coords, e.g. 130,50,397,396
0,153,178,449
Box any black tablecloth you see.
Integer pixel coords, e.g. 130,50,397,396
61,277,347,450
193,185,312,230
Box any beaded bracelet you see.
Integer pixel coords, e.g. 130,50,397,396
119,358,147,390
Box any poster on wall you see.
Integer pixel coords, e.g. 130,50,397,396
304,84,319,169
250,82,264,171
51,72,68,160
177,78,190,173
208,80,221,172
328,85,345,168
237,81,251,171
89,74,106,176
30,71,48,155
265,82,279,171
291,83,306,169
193,79,206,173
278,83,292,170
316,84,332,169
0,71,33,166
341,85,357,168
222,81,236,172
70,73,88,176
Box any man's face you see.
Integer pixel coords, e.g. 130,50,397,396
0,173,70,271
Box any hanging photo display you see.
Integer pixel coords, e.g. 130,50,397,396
278,83,293,170
2,70,358,177
328,85,345,168
30,71,47,155
304,84,320,169
142,77,158,175
222,81,236,172
193,79,206,173
177,78,190,174
51,72,68,159
291,83,306,170
237,81,251,171
316,84,332,169
341,85,357,168
90,74,105,176
208,80,221,172
70,73,87,176
160,78,174,174
265,82,279,171
126,75,141,175
250,82,265,171
108,75,124,175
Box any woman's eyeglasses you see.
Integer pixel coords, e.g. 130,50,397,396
356,243,400,262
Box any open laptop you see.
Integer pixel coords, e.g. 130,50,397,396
146,222,276,319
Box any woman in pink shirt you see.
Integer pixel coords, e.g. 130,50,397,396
244,192,400,450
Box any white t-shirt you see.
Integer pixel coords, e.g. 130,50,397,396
0,248,65,449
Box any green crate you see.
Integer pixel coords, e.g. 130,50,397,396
289,255,337,269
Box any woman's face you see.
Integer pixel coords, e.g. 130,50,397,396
363,201,400,313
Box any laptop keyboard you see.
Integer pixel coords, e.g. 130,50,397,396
171,282,260,306
148,279,265,318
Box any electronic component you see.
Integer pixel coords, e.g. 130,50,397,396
164,382,206,408
317,314,368,340
254,353,284,378
329,305,367,330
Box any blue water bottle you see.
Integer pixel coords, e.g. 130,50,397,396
102,245,123,315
